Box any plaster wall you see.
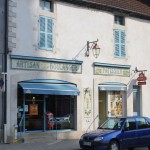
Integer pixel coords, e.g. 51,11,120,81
6,0,150,141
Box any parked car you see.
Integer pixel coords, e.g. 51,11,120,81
79,116,150,150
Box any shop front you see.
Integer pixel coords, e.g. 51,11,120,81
98,82,127,125
17,79,79,132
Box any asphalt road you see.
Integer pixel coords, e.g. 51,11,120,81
0,139,148,150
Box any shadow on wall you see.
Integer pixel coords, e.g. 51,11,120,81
127,79,137,98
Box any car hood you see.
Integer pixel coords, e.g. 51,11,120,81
84,129,115,137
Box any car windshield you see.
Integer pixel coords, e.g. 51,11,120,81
98,118,125,130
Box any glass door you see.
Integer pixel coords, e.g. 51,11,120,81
25,96,44,131
133,86,140,116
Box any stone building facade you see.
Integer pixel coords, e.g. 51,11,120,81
3,0,150,143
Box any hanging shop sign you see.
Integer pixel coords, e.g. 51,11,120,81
137,72,147,85
11,58,82,74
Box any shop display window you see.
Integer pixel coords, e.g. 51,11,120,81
109,91,123,117
17,86,76,131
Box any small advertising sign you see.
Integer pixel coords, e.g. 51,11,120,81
29,104,38,115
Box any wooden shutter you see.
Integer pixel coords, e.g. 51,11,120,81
39,16,46,49
47,18,53,49
120,31,126,57
114,30,126,58
114,30,120,57
39,16,54,50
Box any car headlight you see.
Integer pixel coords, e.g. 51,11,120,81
94,137,103,141
80,135,84,140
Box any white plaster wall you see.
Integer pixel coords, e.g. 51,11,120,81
6,0,150,139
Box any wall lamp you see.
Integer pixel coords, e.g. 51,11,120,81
86,39,100,58
73,39,100,60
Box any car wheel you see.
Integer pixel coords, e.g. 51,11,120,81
108,140,119,150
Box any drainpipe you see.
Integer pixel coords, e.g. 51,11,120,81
3,0,8,143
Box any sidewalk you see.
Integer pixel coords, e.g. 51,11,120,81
0,139,148,150
0,139,81,150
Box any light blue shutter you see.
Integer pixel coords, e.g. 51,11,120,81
39,16,54,50
120,31,126,57
47,18,53,49
114,30,120,57
114,30,126,58
39,16,46,48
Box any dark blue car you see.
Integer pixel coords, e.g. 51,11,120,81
79,116,150,150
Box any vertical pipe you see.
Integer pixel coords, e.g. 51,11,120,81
43,96,46,131
3,0,8,143
23,94,25,132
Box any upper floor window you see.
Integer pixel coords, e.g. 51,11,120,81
115,15,125,26
39,16,54,50
40,0,54,12
114,30,126,58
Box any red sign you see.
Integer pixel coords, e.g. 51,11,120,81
137,72,147,85
137,72,147,81
138,81,146,85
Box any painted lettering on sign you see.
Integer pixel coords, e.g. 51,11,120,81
16,60,40,69
94,66,130,77
11,59,82,73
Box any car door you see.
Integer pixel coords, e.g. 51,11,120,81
121,118,139,149
136,117,150,146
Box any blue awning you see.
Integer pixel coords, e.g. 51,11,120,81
99,82,127,91
19,82,80,95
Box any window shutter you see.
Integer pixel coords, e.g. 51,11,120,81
120,31,126,57
39,16,46,48
39,16,54,50
114,30,120,57
47,18,53,49
114,30,126,58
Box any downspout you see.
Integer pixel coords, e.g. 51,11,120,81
3,0,8,143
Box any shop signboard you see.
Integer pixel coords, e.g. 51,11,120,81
137,72,147,85
11,58,82,74
94,66,130,77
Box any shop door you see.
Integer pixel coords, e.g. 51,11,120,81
133,86,140,116
99,91,107,125
25,99,44,131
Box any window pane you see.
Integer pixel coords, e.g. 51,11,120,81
45,1,50,11
115,16,125,25
125,119,136,130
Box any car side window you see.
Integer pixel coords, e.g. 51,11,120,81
124,119,136,131
137,118,150,129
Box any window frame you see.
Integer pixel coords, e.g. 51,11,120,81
40,0,54,12
114,15,125,26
